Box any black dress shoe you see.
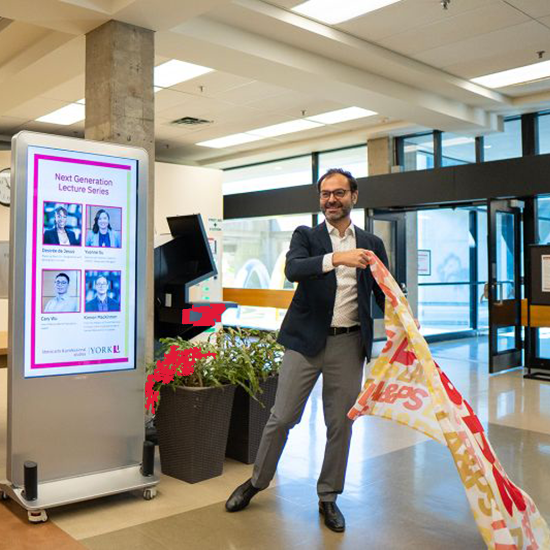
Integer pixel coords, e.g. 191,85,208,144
319,501,345,532
225,479,260,512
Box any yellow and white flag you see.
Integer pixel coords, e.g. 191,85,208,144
348,252,550,550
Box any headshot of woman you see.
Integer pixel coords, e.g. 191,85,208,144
43,206,80,246
86,209,121,248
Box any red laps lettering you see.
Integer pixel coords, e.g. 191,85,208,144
182,304,228,326
144,345,217,414
370,381,427,411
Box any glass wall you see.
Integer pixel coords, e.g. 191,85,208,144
537,196,550,358
223,156,312,195
539,112,550,155
441,133,476,166
417,208,472,335
402,133,434,171
483,118,522,161
318,145,367,178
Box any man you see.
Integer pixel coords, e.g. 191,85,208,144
44,273,79,312
225,168,389,533
85,275,120,312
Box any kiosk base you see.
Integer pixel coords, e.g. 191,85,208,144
0,465,159,522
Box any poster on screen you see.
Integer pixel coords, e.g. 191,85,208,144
23,146,138,378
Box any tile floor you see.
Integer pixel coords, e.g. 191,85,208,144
1,336,550,549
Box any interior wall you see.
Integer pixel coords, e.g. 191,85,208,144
0,151,10,332
154,162,223,306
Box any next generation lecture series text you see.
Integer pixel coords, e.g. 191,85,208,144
55,172,114,196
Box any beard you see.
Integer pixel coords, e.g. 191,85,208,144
321,200,352,222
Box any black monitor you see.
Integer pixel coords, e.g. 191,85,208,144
154,214,218,339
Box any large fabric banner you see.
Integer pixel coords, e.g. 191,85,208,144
348,252,550,549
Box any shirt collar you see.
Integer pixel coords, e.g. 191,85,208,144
326,220,355,238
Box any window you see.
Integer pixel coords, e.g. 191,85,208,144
441,133,476,166
401,133,434,171
483,118,522,161
539,112,550,154
318,145,367,179
223,156,312,195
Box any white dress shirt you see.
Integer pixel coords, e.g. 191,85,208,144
44,295,79,313
322,221,359,327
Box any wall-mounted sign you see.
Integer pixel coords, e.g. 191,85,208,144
418,249,431,276
24,145,138,378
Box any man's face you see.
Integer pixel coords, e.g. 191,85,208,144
95,277,108,298
55,276,69,296
319,174,357,224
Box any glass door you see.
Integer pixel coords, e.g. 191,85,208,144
487,200,523,373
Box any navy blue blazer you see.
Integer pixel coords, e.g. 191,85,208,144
85,296,120,312
277,222,389,361
43,228,80,246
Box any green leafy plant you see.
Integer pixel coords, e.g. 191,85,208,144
147,328,284,408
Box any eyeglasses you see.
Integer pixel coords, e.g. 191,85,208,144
55,280,69,285
320,189,350,200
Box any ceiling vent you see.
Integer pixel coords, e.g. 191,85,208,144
171,116,212,126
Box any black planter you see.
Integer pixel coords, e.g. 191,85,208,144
156,384,236,484
226,375,278,464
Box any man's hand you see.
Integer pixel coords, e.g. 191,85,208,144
332,248,372,269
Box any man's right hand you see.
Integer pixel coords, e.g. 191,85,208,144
332,249,371,269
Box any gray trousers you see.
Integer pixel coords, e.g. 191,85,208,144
252,331,364,502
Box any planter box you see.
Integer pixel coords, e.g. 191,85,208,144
156,384,236,484
226,375,278,464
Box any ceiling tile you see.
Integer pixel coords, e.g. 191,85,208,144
504,0,550,18
171,71,254,96
414,20,550,71
155,88,196,112
40,75,85,103
212,80,290,105
5,97,74,121
378,2,528,56
0,116,27,133
338,0,485,42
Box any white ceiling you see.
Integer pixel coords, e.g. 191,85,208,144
0,0,549,168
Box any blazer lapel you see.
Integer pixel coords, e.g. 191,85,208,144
316,222,333,254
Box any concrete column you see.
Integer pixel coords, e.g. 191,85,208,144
85,20,155,362
367,136,393,176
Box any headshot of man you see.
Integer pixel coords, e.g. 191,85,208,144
86,209,121,248
85,275,120,312
43,206,80,246
225,168,389,533
44,272,79,313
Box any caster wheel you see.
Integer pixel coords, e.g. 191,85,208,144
0,491,9,501
143,488,157,501
28,509,48,523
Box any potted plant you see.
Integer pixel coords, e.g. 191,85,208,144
224,328,284,464
149,333,256,484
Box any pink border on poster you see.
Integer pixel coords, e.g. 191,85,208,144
31,154,132,370
41,268,82,314
84,269,122,313
41,200,84,247
85,204,123,249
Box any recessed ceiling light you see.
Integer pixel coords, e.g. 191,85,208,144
306,107,377,124
154,60,213,89
36,103,85,125
292,0,402,25
197,133,263,149
471,60,550,89
248,119,323,138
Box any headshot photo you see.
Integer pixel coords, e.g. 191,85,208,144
85,206,122,248
42,270,81,313
85,271,121,312
43,202,82,246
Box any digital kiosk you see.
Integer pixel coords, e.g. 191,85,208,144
0,131,159,522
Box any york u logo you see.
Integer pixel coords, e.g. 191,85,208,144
89,345,120,354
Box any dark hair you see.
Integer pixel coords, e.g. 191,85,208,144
55,206,68,217
92,209,112,234
55,272,70,283
95,275,109,287
317,168,358,193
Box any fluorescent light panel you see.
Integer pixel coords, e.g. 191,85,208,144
154,60,213,89
471,60,550,89
306,106,376,124
36,103,85,125
292,0,402,24
197,133,263,149
248,119,323,138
